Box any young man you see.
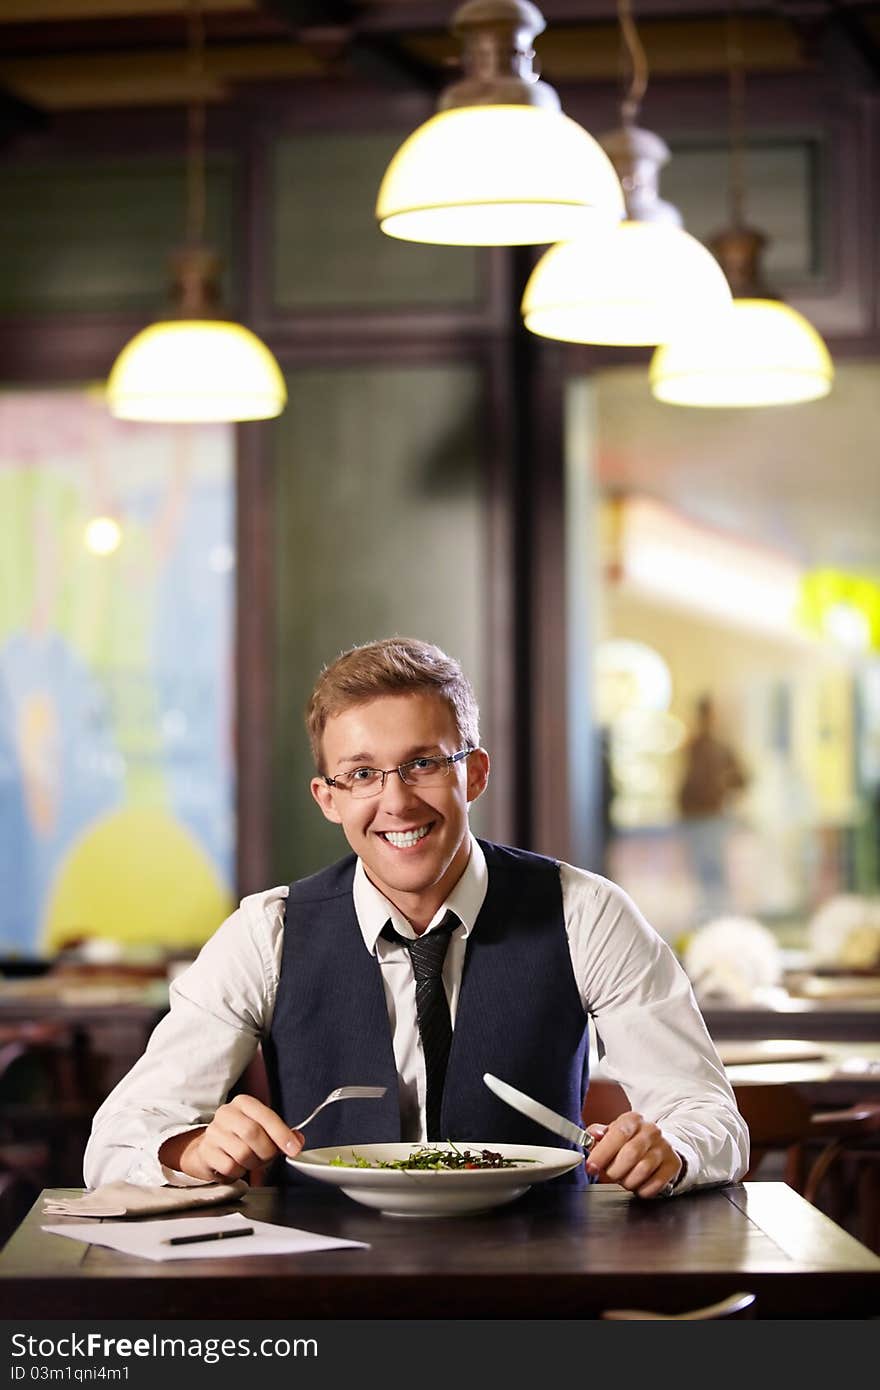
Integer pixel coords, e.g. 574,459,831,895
85,638,748,1197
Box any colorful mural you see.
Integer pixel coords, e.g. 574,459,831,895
0,390,235,956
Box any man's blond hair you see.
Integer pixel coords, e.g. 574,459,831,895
305,637,480,772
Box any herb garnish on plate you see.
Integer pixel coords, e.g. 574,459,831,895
329,1142,537,1171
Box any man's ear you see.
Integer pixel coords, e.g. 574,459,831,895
466,748,490,804
311,777,343,824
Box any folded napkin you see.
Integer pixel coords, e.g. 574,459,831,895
43,1180,247,1219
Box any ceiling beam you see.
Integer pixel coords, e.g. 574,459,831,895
777,0,880,84
265,0,441,88
0,12,290,58
825,0,880,82
356,0,777,33
346,35,444,90
263,0,355,27
0,84,48,147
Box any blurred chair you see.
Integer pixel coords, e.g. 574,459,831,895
582,1076,880,1251
735,1083,880,1251
734,1084,877,1188
602,1291,756,1320
582,1079,629,1128
0,1021,89,1244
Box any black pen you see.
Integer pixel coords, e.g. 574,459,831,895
164,1226,255,1247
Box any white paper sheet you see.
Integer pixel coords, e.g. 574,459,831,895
41,1210,369,1261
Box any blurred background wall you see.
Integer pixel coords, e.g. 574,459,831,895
0,1,877,962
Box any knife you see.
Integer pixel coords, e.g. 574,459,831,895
483,1072,595,1153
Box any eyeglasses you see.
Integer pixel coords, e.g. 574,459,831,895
323,748,474,799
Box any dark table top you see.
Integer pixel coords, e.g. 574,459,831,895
3,1182,878,1319
703,997,880,1043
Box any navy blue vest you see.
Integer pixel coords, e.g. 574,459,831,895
264,839,591,1186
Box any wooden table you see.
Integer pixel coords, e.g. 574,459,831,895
3,1183,878,1320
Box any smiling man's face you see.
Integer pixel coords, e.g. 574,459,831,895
310,693,489,930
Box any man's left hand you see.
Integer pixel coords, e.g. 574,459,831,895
585,1112,682,1198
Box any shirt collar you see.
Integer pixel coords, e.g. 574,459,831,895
354,835,487,953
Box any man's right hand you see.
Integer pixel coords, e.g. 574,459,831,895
158,1095,304,1180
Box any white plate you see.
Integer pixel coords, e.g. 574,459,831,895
286,1141,583,1218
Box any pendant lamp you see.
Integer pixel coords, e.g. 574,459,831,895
376,0,624,247
106,1,286,423
522,0,731,346
649,4,833,407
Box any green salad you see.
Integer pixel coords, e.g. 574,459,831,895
329,1143,537,1171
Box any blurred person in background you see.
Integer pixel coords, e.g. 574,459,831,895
678,694,749,922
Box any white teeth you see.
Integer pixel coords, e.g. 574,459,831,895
383,826,431,848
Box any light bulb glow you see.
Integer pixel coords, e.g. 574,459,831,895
84,516,122,555
823,603,871,652
106,320,287,423
377,106,624,246
522,221,733,346
798,570,880,652
650,298,834,407
595,639,673,723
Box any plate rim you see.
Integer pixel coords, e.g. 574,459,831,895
286,1139,583,1181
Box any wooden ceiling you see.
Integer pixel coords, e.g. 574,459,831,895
1,1,878,118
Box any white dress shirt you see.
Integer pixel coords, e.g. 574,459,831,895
83,838,749,1192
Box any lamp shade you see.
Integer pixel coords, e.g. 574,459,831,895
522,220,732,346
650,298,834,407
376,105,624,247
106,319,287,423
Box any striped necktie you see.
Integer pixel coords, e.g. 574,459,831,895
382,910,458,1140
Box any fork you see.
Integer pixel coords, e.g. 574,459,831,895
293,1085,387,1132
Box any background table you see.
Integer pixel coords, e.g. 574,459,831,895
594,1040,880,1109
3,1183,878,1320
703,996,880,1044
0,976,168,1103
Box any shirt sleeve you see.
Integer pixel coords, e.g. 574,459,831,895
560,862,749,1192
82,887,287,1189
